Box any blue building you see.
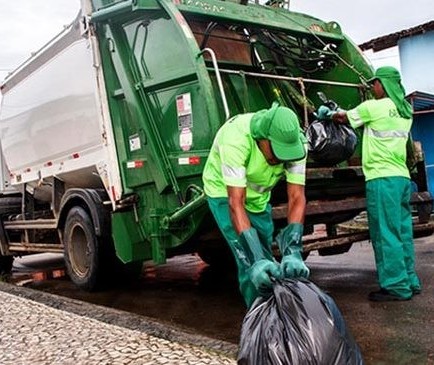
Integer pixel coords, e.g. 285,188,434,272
360,21,434,196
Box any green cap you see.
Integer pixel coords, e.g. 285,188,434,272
367,66,412,119
367,66,401,84
251,102,306,161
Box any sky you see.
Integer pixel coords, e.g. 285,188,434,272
0,0,433,84
0,0,81,83
290,0,434,70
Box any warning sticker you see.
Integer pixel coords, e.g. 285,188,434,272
179,128,193,151
129,134,141,151
176,93,193,130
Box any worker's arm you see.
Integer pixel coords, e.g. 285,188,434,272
227,185,251,235
286,183,306,224
227,185,282,297
331,110,349,124
275,180,309,279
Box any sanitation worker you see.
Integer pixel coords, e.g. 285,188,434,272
317,66,421,301
202,102,309,308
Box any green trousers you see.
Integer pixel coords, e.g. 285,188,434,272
366,177,421,298
207,197,274,308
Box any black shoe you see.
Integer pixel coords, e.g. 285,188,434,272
368,288,412,302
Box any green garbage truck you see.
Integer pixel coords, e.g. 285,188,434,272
0,0,431,289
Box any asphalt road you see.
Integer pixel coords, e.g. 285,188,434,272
8,236,434,365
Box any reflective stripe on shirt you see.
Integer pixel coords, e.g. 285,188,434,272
247,182,274,193
221,164,246,179
347,109,364,128
365,126,409,139
285,163,306,175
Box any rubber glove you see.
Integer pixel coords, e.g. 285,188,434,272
239,228,281,295
275,223,310,279
316,105,336,120
249,259,281,296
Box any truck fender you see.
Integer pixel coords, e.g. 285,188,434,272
57,188,111,237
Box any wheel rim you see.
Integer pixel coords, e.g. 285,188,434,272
68,223,91,279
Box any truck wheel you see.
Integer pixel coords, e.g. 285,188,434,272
64,207,102,291
0,255,13,275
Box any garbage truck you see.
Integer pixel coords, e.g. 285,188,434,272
0,0,432,289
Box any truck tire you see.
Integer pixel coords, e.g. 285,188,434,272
63,206,103,291
0,255,13,275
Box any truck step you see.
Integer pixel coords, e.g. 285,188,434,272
8,242,63,253
4,219,57,230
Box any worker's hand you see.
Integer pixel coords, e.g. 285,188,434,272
249,259,281,296
276,223,309,279
281,253,310,279
316,105,336,120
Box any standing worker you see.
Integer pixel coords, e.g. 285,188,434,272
317,66,421,301
202,102,309,308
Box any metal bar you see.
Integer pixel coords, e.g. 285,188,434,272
217,68,363,88
413,109,434,115
199,48,230,120
302,221,434,253
4,220,58,230
52,177,65,218
273,191,432,220
303,232,369,252
161,192,207,229
272,198,366,220
8,243,64,253
0,220,10,256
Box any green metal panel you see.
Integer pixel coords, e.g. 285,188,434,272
112,210,149,262
92,0,220,264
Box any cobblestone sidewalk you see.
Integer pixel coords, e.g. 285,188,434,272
0,291,236,365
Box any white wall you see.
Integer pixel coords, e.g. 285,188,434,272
363,47,401,72
399,30,434,94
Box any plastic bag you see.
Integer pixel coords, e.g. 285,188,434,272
237,279,364,365
306,120,358,165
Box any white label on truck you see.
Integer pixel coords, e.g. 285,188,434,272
179,128,193,151
176,93,193,130
178,156,201,165
129,134,141,151
127,161,144,169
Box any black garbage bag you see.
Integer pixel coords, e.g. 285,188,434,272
306,120,358,165
237,279,364,365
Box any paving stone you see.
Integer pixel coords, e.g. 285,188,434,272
0,291,236,364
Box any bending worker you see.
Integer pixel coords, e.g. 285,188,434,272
317,66,421,302
202,102,309,308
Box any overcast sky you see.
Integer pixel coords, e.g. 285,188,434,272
1,0,433,84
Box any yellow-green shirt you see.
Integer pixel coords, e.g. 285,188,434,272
202,114,307,213
347,98,412,181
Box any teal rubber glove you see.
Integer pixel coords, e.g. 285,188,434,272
238,228,269,264
316,105,336,120
249,259,281,296
239,228,282,295
275,223,310,279
280,254,309,278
